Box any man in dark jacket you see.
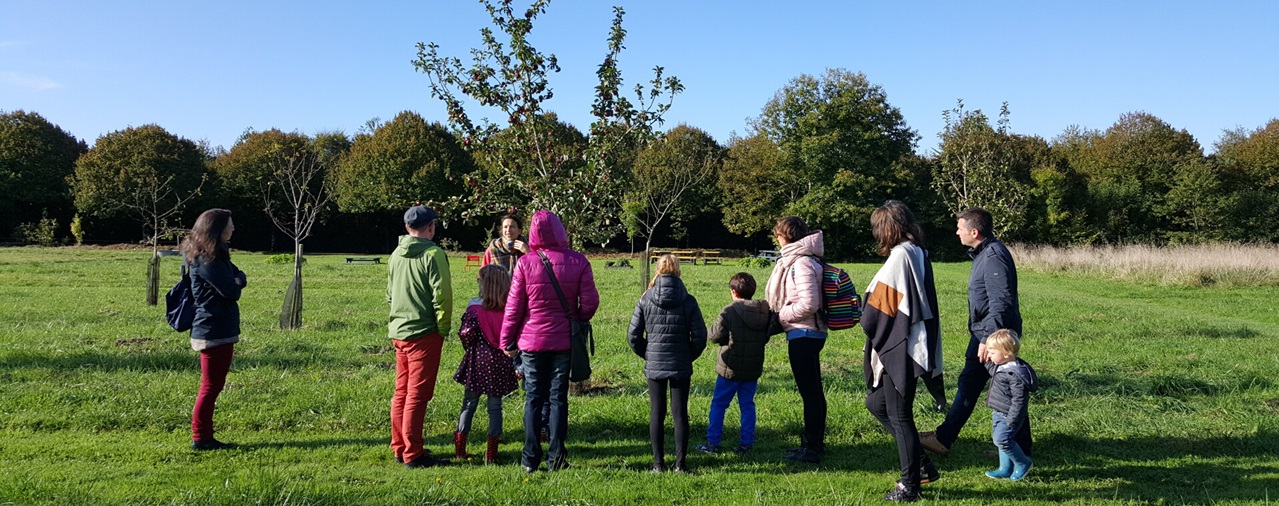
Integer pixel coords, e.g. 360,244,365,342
922,208,1029,457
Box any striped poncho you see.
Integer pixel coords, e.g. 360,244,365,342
862,241,942,397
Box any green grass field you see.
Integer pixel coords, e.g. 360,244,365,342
1,247,1277,505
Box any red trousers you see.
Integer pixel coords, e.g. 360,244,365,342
390,333,445,462
192,343,235,441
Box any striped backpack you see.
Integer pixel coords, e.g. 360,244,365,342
816,260,861,330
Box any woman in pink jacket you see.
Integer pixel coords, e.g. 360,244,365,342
500,210,599,473
764,216,829,464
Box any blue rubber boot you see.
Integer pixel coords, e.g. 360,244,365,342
984,450,1013,479
1010,455,1033,482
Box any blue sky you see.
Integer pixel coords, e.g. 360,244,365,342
2,1,1276,154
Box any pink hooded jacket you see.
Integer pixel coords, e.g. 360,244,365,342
765,230,828,334
499,211,600,352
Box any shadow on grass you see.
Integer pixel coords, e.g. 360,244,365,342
933,432,1279,504
0,342,366,372
1039,370,1273,400
1179,324,1262,339
235,437,387,452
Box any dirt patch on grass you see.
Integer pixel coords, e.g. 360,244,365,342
115,337,154,347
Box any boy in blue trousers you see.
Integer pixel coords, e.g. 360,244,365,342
696,272,782,454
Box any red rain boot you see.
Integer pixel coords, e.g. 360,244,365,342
453,431,468,460
485,436,500,464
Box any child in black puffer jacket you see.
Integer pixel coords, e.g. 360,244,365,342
628,254,707,473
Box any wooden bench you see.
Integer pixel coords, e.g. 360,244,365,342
464,255,482,271
699,249,724,265
345,256,381,264
651,249,701,264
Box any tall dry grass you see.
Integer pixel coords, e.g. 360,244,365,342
1010,243,1279,286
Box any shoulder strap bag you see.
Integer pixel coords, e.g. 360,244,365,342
537,251,593,382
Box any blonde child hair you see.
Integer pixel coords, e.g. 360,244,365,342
648,254,682,288
986,329,1021,357
478,264,512,310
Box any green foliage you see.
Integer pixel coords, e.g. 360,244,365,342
735,256,773,269
262,253,301,265
1159,158,1234,244
69,124,206,245
414,1,681,246
1215,119,1279,242
932,101,1035,238
718,133,784,236
69,213,84,246
0,110,87,234
210,128,312,211
624,125,722,245
333,112,468,214
1068,112,1204,243
13,210,59,246
725,69,918,258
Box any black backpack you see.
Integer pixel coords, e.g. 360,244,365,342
166,265,196,332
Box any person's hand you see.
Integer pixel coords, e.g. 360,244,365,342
977,342,989,363
511,240,528,254
504,349,519,358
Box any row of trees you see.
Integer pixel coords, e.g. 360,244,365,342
3,1,1278,317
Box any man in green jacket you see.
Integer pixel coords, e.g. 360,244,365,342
387,205,453,469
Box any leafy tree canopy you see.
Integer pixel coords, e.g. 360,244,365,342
727,68,918,257
70,124,206,240
0,110,87,231
333,111,469,214
414,1,681,246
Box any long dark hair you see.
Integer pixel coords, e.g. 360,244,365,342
871,200,925,257
181,208,233,263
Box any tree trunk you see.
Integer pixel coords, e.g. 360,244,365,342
641,242,652,294
146,250,161,306
279,242,303,330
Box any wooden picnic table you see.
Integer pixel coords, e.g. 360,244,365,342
649,249,726,265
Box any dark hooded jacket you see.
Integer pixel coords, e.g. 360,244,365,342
708,300,781,381
985,357,1038,427
628,274,708,380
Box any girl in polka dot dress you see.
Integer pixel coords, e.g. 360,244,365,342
453,265,520,463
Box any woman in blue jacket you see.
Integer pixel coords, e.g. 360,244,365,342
181,208,246,450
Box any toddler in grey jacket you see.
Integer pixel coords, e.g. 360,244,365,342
983,329,1038,482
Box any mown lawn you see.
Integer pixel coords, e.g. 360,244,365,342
1,247,1276,505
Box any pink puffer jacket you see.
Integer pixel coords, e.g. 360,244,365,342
499,211,600,352
765,230,828,333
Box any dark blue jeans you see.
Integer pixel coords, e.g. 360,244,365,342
521,350,571,469
936,336,1033,456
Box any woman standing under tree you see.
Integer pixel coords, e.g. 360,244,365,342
481,214,528,271
181,208,246,451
